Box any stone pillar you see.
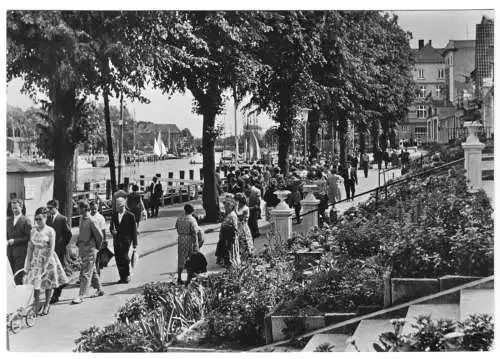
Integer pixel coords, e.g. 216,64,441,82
271,190,293,241
462,121,485,192
301,184,320,231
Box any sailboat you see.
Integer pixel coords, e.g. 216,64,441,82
153,138,161,157
158,131,167,157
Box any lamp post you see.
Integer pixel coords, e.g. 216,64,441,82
294,108,311,161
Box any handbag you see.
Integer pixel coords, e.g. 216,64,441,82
97,247,115,269
197,229,204,249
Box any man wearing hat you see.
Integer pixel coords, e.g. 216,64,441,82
47,199,73,304
110,197,138,283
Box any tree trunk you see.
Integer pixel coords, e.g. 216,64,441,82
307,109,321,161
370,119,381,154
201,110,220,223
103,86,117,194
278,126,291,176
52,109,75,221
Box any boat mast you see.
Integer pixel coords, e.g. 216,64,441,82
118,92,124,185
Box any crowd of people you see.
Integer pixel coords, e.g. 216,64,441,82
7,147,414,319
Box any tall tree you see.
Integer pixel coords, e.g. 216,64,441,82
152,11,267,222
7,11,96,218
249,11,325,175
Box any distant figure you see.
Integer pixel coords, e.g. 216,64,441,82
215,196,240,268
24,207,68,316
246,183,261,238
342,163,358,201
149,176,163,218
361,153,370,178
326,167,343,204
110,197,137,284
7,199,32,284
234,193,254,260
7,192,26,217
46,199,72,304
175,204,201,284
127,184,147,229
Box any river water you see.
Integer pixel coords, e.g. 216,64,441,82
77,153,222,185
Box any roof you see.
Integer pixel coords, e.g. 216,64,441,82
442,40,476,55
413,42,444,64
7,158,54,174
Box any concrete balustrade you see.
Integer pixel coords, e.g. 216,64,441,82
271,190,293,241
301,184,320,231
462,121,485,192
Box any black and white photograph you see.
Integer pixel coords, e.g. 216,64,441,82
3,2,496,353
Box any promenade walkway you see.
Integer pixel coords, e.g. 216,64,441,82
7,166,402,352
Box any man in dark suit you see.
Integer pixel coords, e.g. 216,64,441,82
149,176,163,218
110,197,137,283
46,199,73,304
342,162,359,201
7,199,32,285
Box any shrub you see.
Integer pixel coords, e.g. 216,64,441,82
74,323,153,352
458,314,494,351
116,296,148,324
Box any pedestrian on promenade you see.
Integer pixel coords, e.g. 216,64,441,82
112,183,129,215
7,192,26,217
342,163,358,201
24,207,68,316
149,176,163,218
72,200,104,304
361,152,370,178
383,149,390,169
175,204,201,284
234,193,254,260
326,167,343,205
127,184,147,230
7,199,32,285
46,200,72,304
246,183,261,238
215,196,240,267
89,200,107,276
110,197,137,284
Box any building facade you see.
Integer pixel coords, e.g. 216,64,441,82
403,40,447,143
475,16,494,133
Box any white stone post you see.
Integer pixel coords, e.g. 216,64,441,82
462,121,485,192
301,184,320,232
271,190,293,241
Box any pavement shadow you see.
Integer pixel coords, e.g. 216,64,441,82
109,285,146,296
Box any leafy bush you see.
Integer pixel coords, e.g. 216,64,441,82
373,314,494,352
116,296,148,324
458,314,494,351
74,323,154,352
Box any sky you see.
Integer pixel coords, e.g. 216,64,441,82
5,9,495,138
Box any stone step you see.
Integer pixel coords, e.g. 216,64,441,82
344,319,394,352
460,289,494,321
302,333,350,352
402,304,459,336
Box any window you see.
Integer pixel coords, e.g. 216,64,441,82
419,86,427,98
436,86,442,97
417,105,427,119
438,69,445,79
415,127,427,135
418,69,424,79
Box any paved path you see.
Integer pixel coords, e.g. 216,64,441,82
7,166,402,352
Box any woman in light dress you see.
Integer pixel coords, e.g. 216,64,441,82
24,207,68,316
234,193,254,260
175,204,201,284
215,195,240,268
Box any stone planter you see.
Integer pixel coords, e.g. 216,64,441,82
391,278,439,305
269,314,326,342
439,275,483,291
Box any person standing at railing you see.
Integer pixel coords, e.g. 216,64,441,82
148,176,163,218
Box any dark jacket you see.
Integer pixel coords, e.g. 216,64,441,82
7,215,32,259
47,213,72,262
110,210,138,249
342,166,358,185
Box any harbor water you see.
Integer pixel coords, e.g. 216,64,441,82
77,153,222,185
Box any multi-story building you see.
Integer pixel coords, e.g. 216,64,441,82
474,16,494,134
442,40,476,105
402,40,447,143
